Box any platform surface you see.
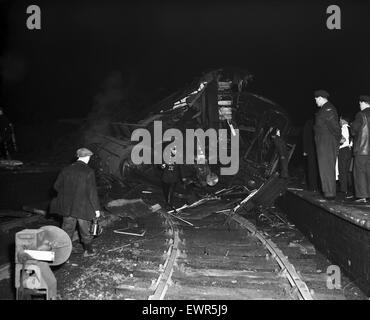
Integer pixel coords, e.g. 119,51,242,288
286,188,370,230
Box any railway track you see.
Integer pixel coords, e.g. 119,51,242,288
149,206,313,300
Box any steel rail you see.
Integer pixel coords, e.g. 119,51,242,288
148,214,180,300
228,213,314,300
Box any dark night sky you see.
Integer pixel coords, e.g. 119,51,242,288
1,0,370,125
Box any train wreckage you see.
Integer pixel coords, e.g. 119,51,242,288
85,68,295,209
2,68,369,300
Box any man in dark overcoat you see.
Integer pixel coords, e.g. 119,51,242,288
313,90,342,200
51,148,101,257
350,95,370,203
271,128,289,178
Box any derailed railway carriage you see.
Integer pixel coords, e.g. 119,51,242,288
86,68,293,193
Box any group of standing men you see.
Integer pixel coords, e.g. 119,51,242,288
304,90,370,203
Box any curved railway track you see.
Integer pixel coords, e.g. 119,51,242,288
149,207,313,300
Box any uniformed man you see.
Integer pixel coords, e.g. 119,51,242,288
271,128,289,178
313,90,342,200
160,145,182,209
50,148,101,257
350,95,370,203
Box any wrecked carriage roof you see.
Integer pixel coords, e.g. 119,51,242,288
136,68,289,124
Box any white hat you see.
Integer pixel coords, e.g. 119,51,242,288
76,148,93,157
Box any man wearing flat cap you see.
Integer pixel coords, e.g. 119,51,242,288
51,147,101,257
350,95,370,203
313,90,342,200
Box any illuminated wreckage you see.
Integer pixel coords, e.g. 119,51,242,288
86,68,295,210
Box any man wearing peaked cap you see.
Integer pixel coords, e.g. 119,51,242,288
359,95,370,104
350,95,370,203
160,144,182,209
313,90,342,200
314,90,330,99
50,147,101,257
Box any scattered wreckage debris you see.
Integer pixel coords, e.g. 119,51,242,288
288,241,316,255
0,264,11,281
106,198,154,219
114,228,146,237
0,160,23,169
162,211,194,227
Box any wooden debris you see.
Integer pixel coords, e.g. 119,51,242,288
0,264,10,281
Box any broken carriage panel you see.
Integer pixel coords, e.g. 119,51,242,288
242,94,290,164
231,92,292,179
85,69,293,200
